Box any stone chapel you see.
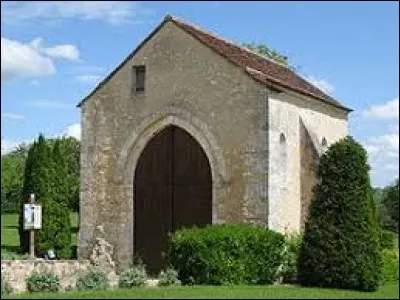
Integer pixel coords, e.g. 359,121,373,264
77,14,351,273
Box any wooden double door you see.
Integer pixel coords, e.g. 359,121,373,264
134,126,212,274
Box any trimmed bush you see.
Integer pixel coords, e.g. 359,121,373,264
118,263,148,288
76,266,109,291
298,136,382,292
167,224,285,285
1,272,12,295
380,229,397,250
25,267,60,293
381,249,399,283
158,267,181,286
280,233,302,283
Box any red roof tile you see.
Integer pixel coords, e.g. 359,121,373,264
169,15,351,112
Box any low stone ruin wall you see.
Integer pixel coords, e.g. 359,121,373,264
1,226,118,294
1,259,97,293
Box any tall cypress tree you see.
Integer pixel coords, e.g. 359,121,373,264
19,134,52,254
19,140,37,253
298,136,382,291
19,134,72,258
45,140,72,258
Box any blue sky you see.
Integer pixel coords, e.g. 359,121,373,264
1,1,398,187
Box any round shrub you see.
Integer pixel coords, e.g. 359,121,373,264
298,136,382,292
167,224,285,285
118,263,148,288
158,267,181,286
76,266,109,291
381,249,399,283
25,267,60,293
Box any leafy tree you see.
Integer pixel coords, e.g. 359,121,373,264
3,137,80,214
242,42,291,67
382,179,399,232
1,146,28,213
298,136,382,292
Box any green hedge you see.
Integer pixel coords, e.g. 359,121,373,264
381,249,399,283
167,224,285,285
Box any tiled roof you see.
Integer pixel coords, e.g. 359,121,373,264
78,15,351,112
168,15,351,111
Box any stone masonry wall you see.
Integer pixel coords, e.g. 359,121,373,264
268,90,348,233
2,226,118,294
1,259,91,293
79,20,269,266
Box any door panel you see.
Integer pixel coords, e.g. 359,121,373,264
134,126,212,274
134,128,173,274
172,127,212,231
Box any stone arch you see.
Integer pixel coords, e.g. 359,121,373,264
115,106,228,224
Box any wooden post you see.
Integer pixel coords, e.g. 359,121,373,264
29,193,35,259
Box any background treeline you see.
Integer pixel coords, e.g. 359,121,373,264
1,135,80,214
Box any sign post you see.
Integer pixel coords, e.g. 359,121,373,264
23,194,42,259
29,194,35,259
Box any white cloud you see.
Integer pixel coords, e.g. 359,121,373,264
363,125,399,187
1,139,20,155
1,138,32,155
362,98,399,119
1,37,79,82
1,123,81,155
43,44,80,61
1,37,55,81
60,123,81,140
76,75,102,84
2,113,25,120
27,100,72,109
1,1,153,25
303,75,335,94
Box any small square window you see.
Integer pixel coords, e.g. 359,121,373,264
133,65,145,93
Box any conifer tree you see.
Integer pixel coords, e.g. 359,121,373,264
298,136,382,291
19,134,72,258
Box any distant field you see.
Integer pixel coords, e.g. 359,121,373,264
1,213,79,259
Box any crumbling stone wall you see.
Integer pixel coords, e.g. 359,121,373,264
1,226,118,294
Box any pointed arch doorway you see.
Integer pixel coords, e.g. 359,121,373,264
134,125,212,274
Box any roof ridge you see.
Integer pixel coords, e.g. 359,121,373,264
167,14,291,71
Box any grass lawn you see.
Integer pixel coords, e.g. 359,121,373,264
1,213,79,259
2,283,399,299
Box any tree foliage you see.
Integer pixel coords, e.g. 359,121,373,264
382,179,399,232
47,137,80,212
1,145,28,213
298,136,382,292
242,42,290,67
2,137,80,214
18,134,73,258
373,179,399,232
